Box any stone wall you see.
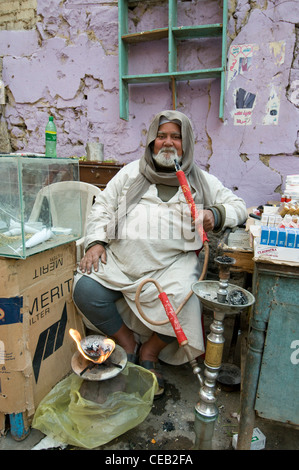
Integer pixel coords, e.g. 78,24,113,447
0,0,38,30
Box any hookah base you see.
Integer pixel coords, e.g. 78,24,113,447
193,408,218,450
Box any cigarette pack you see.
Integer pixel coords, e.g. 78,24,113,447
277,229,286,247
260,226,269,245
268,228,278,246
232,427,266,450
286,228,296,248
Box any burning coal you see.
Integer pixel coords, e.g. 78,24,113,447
69,329,115,364
227,289,248,305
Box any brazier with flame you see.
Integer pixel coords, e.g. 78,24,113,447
69,329,127,384
32,329,156,447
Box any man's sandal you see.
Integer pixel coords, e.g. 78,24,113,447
127,353,138,364
127,342,140,364
139,359,165,398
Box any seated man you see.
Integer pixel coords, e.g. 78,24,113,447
73,110,247,396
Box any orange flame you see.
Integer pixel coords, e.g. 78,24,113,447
69,329,115,364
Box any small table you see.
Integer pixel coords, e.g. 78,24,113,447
237,259,299,449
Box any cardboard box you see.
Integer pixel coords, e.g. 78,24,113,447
0,242,84,420
232,427,266,450
254,242,299,264
250,225,299,264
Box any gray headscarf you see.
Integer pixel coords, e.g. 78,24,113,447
107,110,213,238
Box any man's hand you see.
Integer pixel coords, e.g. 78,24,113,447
193,209,215,233
202,209,215,232
79,244,107,274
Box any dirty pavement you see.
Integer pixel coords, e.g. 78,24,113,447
1,310,298,455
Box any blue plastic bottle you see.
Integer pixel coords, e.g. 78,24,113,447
45,116,57,158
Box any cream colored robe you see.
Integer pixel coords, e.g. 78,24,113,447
74,160,247,364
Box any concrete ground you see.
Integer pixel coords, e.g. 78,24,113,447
1,311,298,452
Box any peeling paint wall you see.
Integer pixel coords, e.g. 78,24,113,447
0,0,298,207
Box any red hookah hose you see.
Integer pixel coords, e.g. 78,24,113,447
135,278,188,346
158,291,188,345
174,159,209,244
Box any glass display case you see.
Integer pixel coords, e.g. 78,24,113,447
0,155,81,259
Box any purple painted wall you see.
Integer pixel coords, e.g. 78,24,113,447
0,0,299,207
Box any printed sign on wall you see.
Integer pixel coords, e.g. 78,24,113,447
227,44,255,88
228,42,285,126
263,85,280,125
233,87,256,125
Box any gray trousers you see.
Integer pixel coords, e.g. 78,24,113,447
73,275,175,343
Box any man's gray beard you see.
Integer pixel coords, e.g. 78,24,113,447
152,148,182,169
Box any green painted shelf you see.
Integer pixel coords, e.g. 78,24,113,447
118,0,228,120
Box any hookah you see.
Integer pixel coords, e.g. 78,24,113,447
136,256,254,449
135,160,255,449
191,255,254,449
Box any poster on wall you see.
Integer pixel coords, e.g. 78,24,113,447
227,44,255,88
228,42,285,126
261,40,286,125
263,85,280,125
228,44,256,126
233,87,256,125
269,40,286,67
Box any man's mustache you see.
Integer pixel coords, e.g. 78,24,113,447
160,147,176,154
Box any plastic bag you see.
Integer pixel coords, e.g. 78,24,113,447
32,362,158,449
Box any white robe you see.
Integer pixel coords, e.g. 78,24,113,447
74,160,247,364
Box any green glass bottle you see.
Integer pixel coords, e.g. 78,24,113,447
45,116,57,158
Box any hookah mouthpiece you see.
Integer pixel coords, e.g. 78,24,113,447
174,158,181,172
